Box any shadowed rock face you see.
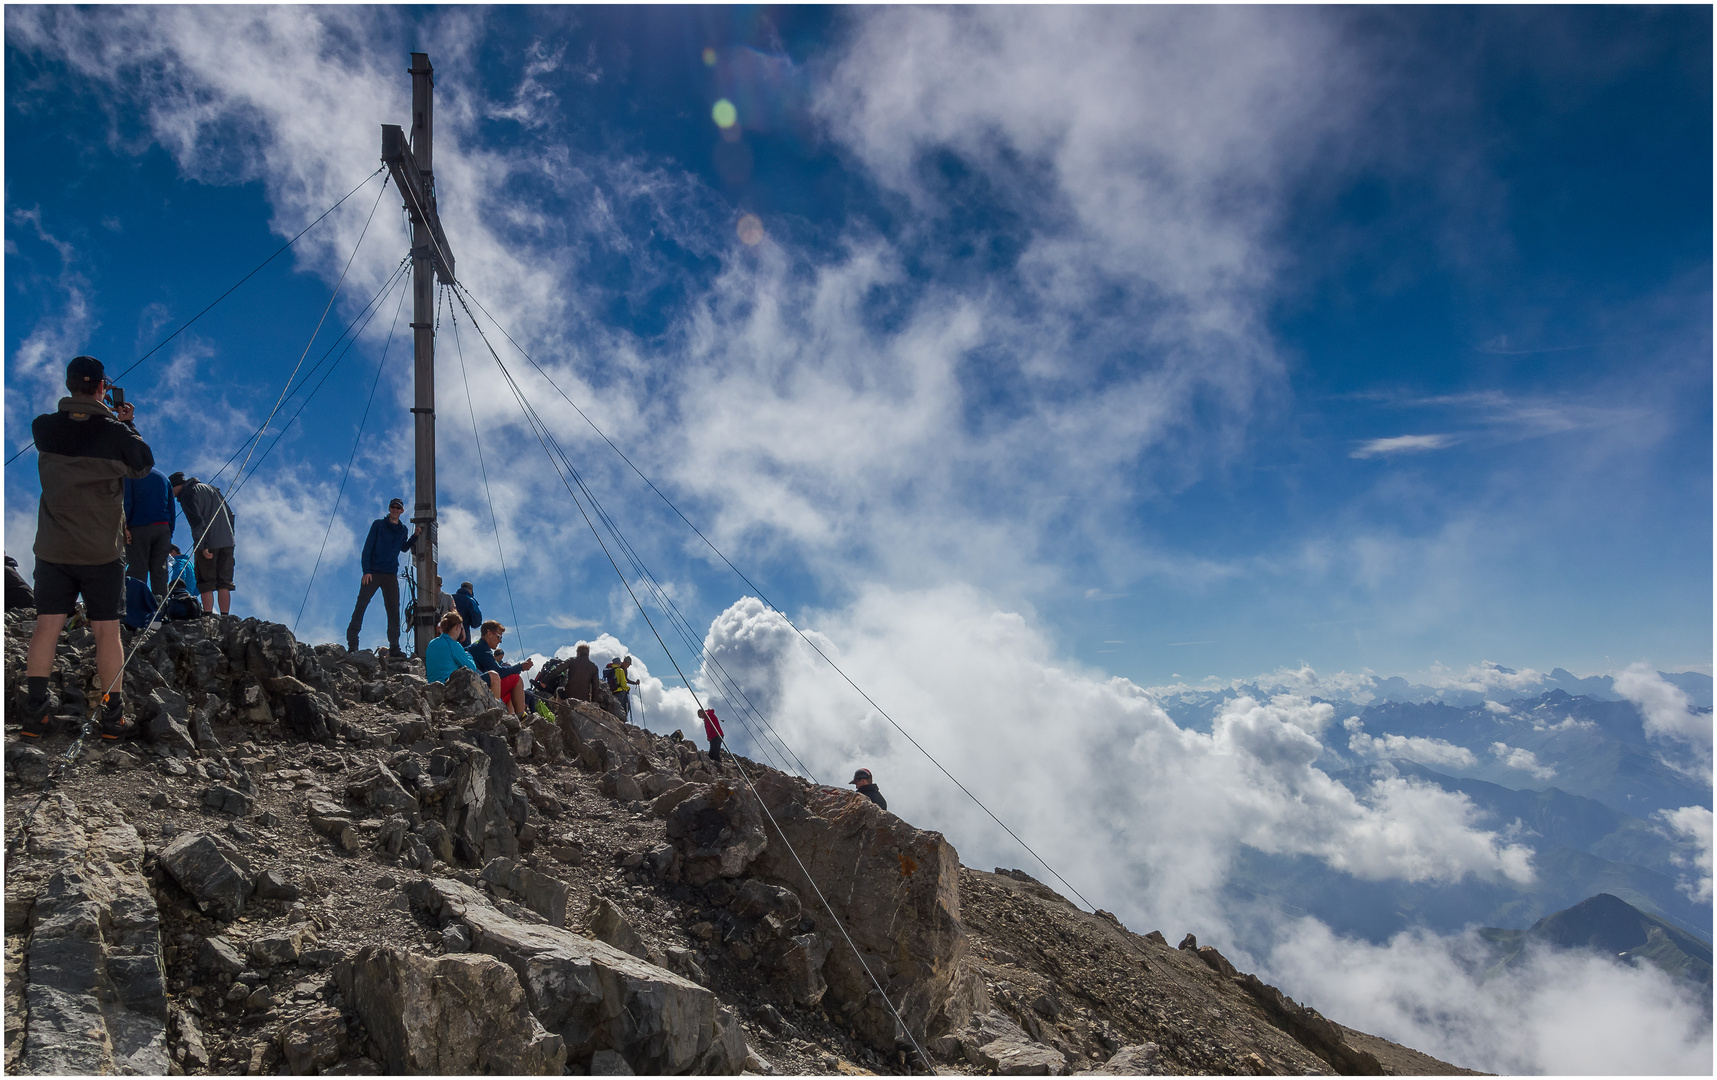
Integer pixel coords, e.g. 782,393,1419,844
660,767,975,1049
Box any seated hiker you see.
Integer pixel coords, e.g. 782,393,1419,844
425,611,486,689
165,544,196,594
468,619,534,717
849,768,887,810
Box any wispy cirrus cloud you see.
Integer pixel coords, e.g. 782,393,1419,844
1350,433,1457,458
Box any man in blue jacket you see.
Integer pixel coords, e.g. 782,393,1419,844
452,581,481,645
123,466,176,600
346,497,421,657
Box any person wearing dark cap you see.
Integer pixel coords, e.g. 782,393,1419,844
346,497,422,657
849,768,887,810
21,355,152,739
169,469,236,615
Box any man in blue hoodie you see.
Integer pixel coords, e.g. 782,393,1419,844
452,581,481,645
346,497,421,657
123,466,176,600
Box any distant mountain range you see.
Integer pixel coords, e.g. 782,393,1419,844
1479,892,1712,991
1156,671,1713,953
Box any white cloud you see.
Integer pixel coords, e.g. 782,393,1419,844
1265,919,1713,1075
1344,717,1480,770
1350,433,1457,459
1489,741,1556,781
1614,662,1713,780
1656,805,1713,904
1421,659,1547,694
697,588,1533,939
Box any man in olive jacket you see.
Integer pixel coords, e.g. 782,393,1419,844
22,355,153,738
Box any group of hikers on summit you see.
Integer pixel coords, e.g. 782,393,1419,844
13,353,890,809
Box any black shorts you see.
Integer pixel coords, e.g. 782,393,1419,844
195,546,236,591
33,559,125,621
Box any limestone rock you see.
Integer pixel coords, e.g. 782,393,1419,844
248,926,311,966
600,768,644,803
335,945,566,1074
18,803,168,1075
664,782,768,885
746,772,968,1049
977,1037,1068,1076
1084,1043,1166,1075
201,784,254,816
584,896,647,958
281,689,342,744
278,1006,348,1075
158,832,255,921
197,935,246,975
480,856,570,926
411,876,747,1075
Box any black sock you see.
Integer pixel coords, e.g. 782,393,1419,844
102,693,124,717
26,676,48,703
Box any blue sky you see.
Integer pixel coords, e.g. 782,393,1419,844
5,6,1709,688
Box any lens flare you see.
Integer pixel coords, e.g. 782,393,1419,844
712,98,738,129
736,214,764,246
702,47,717,66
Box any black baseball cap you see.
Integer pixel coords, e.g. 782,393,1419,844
389,497,405,509
850,768,872,784
66,355,105,388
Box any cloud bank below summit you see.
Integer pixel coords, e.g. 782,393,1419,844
608,588,1707,1075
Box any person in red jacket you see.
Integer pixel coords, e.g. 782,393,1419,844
698,707,725,764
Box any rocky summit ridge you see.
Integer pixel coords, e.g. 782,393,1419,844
3,610,1478,1076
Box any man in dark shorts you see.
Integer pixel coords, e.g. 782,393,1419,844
22,355,153,739
169,471,236,615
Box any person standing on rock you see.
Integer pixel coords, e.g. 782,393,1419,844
452,581,481,645
563,642,600,702
699,707,725,764
169,470,236,616
607,655,636,719
22,355,152,739
468,619,534,717
849,768,887,810
122,465,175,600
346,497,421,657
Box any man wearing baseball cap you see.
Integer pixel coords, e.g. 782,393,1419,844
346,497,422,657
21,355,153,739
849,768,888,811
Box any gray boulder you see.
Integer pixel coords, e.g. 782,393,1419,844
664,782,768,885
411,876,747,1074
1083,1043,1167,1075
278,1005,347,1074
336,945,566,1074
158,832,255,921
480,856,570,927
978,1037,1068,1076
584,896,647,958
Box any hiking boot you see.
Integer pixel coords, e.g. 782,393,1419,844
19,693,57,738
387,647,408,659
97,696,140,741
